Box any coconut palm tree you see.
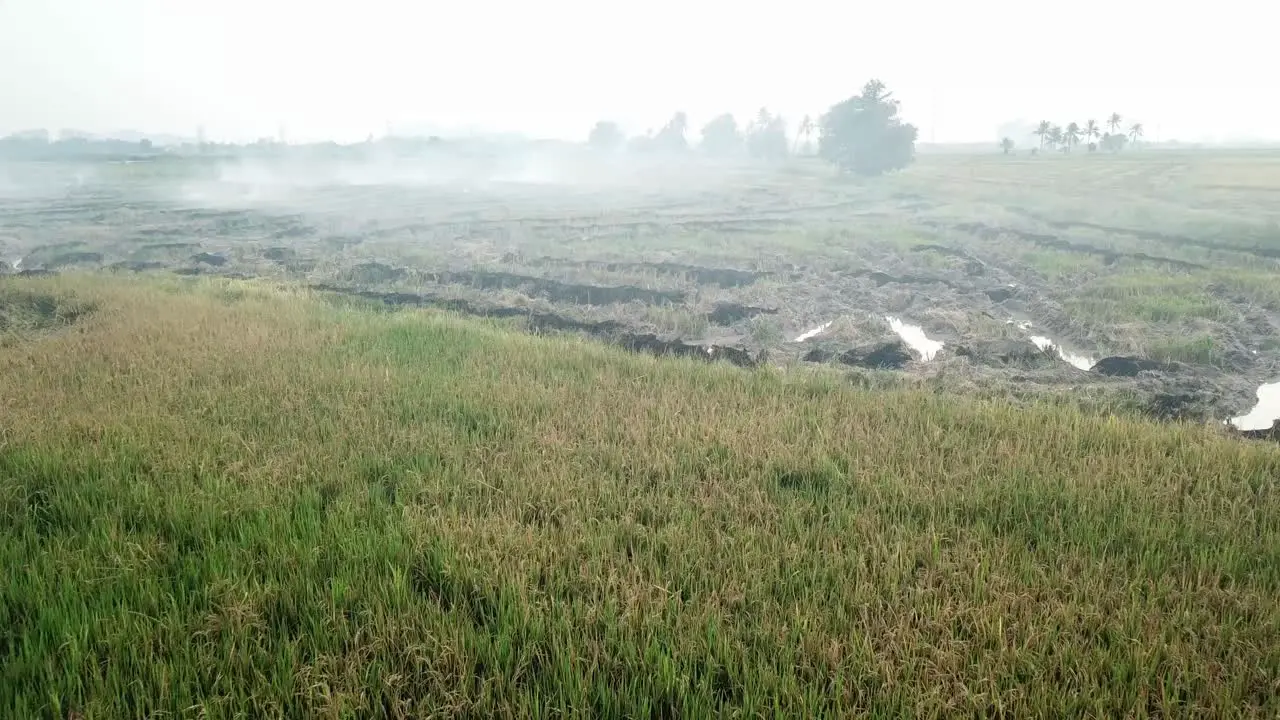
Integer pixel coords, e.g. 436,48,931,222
1063,122,1082,152
793,114,815,154
1047,125,1063,150
1107,113,1122,134
1000,137,1015,155
1084,119,1100,148
1128,122,1144,145
861,79,890,103
1035,120,1051,149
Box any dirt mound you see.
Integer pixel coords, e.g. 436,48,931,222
912,244,988,276
955,339,1057,368
1127,371,1263,424
344,262,407,284
170,268,252,279
308,284,759,368
912,243,969,259
1142,385,1222,421
805,341,914,370
949,221,1208,271
655,264,766,287
1027,213,1280,261
620,334,758,368
262,247,297,262
270,223,315,239
854,269,960,289
984,287,1018,303
110,260,166,272
322,234,365,249
802,347,837,363
141,242,199,252
190,252,228,267
708,303,778,325
521,257,769,287
46,251,103,269
841,342,915,369
431,270,686,306
1091,356,1174,377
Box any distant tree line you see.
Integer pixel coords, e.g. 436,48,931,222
0,131,408,162
0,131,160,161
5,82,922,177
1001,113,1145,155
588,79,919,176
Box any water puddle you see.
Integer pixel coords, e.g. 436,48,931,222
1228,381,1280,431
1029,335,1097,372
886,316,943,361
792,321,832,343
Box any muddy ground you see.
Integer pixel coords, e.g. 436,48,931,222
3,153,1278,430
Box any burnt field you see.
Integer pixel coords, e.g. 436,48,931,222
4,150,1280,717
3,150,1279,429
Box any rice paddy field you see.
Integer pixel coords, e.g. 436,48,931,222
2,148,1279,717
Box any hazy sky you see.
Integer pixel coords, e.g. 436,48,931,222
1,0,1275,144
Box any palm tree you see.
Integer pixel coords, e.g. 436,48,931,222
1000,137,1015,155
1084,119,1100,149
793,114,815,154
1107,113,1122,134
1035,120,1051,149
861,79,890,103
1063,122,1081,152
1047,125,1063,150
1128,122,1144,145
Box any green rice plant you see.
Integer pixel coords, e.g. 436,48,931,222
1146,333,1226,367
0,274,1276,719
746,315,783,346
641,305,710,337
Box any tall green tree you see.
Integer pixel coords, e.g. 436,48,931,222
818,80,918,175
587,121,624,151
653,112,689,153
1128,122,1144,145
747,108,789,162
699,114,742,157
1107,113,1123,134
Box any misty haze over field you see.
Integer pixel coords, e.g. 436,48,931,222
0,0,1275,145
